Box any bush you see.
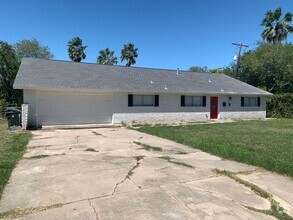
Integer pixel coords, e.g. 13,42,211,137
0,99,6,118
267,94,293,118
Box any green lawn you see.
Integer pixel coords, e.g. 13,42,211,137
0,118,31,199
136,119,293,177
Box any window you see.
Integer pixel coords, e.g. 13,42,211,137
128,94,159,107
241,97,260,107
181,96,206,107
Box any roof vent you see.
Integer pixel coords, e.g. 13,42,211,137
209,79,212,83
176,68,180,75
221,88,224,92
150,80,154,84
164,85,168,90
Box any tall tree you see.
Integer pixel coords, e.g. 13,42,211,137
14,39,53,59
0,41,22,104
67,37,87,62
97,48,118,65
261,7,293,44
189,66,209,73
239,42,293,93
120,43,138,67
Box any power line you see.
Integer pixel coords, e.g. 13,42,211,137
232,42,249,79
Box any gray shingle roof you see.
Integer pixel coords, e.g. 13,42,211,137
14,58,272,96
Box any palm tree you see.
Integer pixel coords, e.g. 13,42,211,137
261,8,293,44
120,43,138,67
97,48,118,65
67,37,87,62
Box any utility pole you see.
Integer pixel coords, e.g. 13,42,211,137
232,42,249,79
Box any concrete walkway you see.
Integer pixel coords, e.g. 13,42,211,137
0,127,292,219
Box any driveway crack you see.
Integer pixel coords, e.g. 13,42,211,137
75,136,80,144
155,165,173,171
159,186,199,219
111,156,144,195
88,199,100,220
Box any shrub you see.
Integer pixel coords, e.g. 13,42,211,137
267,94,293,118
0,99,6,117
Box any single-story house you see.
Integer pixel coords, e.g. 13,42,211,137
13,58,272,127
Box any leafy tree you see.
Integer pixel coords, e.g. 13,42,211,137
0,41,21,104
222,65,234,78
97,48,118,65
189,66,209,73
14,39,54,59
261,7,293,44
209,68,223,74
239,42,293,93
67,37,87,62
120,43,138,67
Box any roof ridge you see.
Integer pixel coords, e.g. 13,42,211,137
22,57,218,75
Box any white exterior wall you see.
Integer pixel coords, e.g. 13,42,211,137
112,93,210,123
112,93,267,124
218,95,266,119
24,89,267,127
23,90,38,128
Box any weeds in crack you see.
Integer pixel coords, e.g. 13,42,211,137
84,148,99,152
25,154,50,159
92,131,102,136
213,169,293,220
159,156,194,168
92,131,106,138
133,141,162,152
25,153,65,159
27,145,51,149
128,156,144,177
0,203,63,219
176,151,189,155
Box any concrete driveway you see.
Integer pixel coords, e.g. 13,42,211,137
0,127,292,219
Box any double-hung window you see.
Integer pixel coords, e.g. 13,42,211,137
241,97,260,107
181,96,206,107
128,94,159,107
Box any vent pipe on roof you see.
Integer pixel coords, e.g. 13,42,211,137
176,68,180,75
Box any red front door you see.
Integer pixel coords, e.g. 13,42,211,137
210,97,218,119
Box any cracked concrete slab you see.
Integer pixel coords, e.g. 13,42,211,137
0,127,290,220
238,171,293,217
18,201,96,220
91,187,201,220
160,184,275,220
185,176,271,210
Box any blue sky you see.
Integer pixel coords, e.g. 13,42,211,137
1,0,292,70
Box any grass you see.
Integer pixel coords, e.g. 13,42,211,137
137,119,293,177
0,118,31,199
133,141,163,152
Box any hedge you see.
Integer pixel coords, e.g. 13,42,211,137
267,93,293,118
